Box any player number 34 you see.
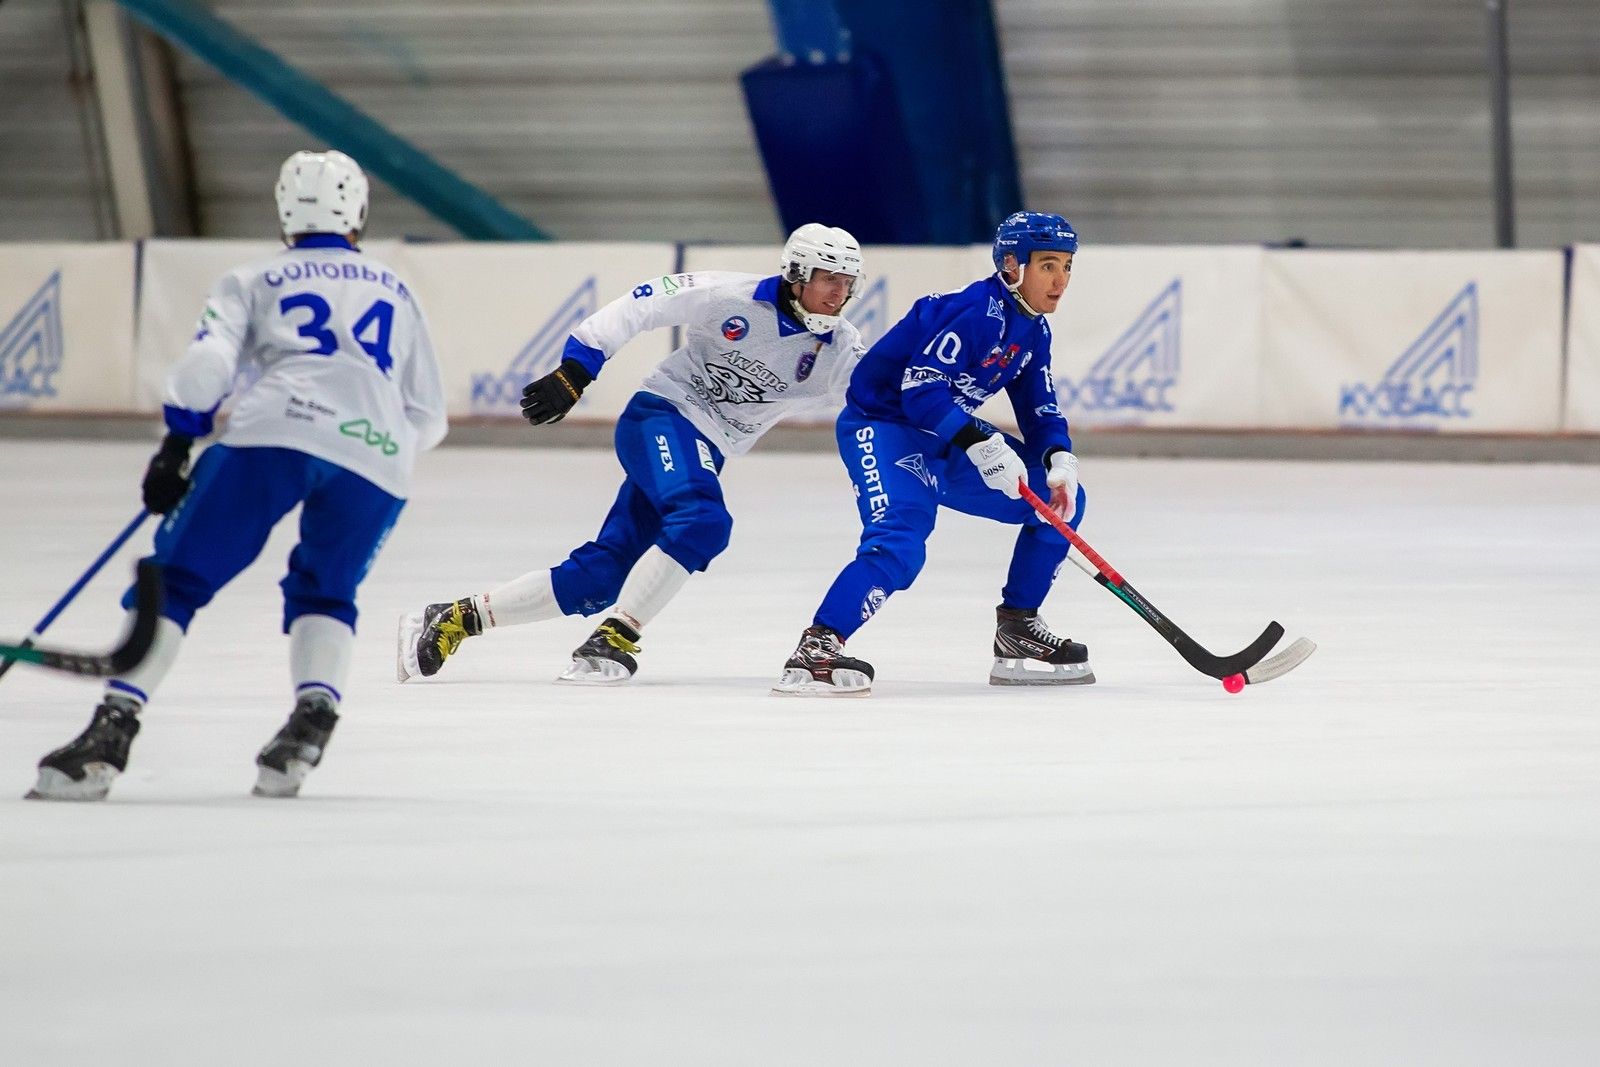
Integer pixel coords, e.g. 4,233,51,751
279,292,396,374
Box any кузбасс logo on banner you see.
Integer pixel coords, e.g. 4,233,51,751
0,271,64,406
471,276,598,414
1058,279,1181,421
1340,282,1479,425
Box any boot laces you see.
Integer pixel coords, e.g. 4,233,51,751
799,626,845,661
430,601,478,658
595,623,641,655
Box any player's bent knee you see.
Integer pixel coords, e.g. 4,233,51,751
859,538,925,592
659,508,733,573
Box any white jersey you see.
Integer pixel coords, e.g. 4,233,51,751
162,240,447,499
568,272,864,457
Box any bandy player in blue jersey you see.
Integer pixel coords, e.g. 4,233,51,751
27,150,448,801
775,212,1090,696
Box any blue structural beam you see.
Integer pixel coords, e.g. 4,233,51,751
767,0,850,63
115,0,547,240
744,0,1022,244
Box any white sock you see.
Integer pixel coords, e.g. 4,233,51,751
612,546,691,630
105,615,183,708
289,614,354,706
479,568,559,628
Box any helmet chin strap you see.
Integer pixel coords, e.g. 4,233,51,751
1001,264,1043,318
784,277,846,334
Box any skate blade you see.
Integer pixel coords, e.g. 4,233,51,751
24,764,116,801
395,612,425,683
989,659,1096,686
252,760,310,798
771,668,873,697
556,658,634,685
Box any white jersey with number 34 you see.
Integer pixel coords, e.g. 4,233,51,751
163,243,447,498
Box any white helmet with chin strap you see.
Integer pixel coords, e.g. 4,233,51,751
780,223,864,334
275,149,369,240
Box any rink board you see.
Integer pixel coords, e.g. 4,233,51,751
3,240,1589,434
1262,249,1566,433
0,243,135,412
1563,244,1600,432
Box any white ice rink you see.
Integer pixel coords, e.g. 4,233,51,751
2,438,1598,1065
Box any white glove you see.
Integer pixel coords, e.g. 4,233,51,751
966,433,1027,499
1046,448,1080,520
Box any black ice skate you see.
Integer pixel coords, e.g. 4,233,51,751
990,605,1095,686
772,625,875,696
558,617,641,685
396,597,483,682
253,692,340,798
26,697,142,801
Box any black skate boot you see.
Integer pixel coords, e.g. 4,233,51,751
990,605,1095,686
26,697,142,801
772,625,875,696
558,617,641,684
253,692,340,798
397,597,483,682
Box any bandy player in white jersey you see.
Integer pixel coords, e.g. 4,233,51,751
28,150,447,802
398,224,864,685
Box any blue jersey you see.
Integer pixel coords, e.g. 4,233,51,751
846,276,1071,460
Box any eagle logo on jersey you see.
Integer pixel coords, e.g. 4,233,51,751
699,360,772,404
721,316,749,341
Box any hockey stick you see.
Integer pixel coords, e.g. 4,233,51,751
0,559,163,678
0,509,153,683
1019,482,1315,686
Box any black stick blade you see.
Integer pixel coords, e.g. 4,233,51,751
30,561,165,678
1173,620,1284,679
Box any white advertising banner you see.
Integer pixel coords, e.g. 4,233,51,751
1563,244,1600,432
1262,249,1566,432
394,242,676,421
1042,245,1265,430
136,239,403,412
0,243,135,412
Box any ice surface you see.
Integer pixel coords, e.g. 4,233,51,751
2,439,1598,1065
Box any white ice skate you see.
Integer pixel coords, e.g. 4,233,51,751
396,610,425,682
252,695,338,799
557,619,640,686
771,626,874,697
24,700,141,802
26,764,120,802
988,606,1096,686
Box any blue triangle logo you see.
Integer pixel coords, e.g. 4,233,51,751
852,276,889,349
471,275,599,412
0,271,64,403
1340,281,1478,422
1060,278,1181,414
1382,281,1478,388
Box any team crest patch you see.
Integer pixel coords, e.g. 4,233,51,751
988,296,1005,321
721,316,749,341
795,348,817,381
861,586,888,622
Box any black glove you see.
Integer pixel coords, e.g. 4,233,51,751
141,433,194,514
520,359,593,425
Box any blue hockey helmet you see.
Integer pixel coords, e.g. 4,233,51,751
991,211,1078,274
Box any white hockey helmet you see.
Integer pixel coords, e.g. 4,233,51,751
780,223,864,334
275,149,369,239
